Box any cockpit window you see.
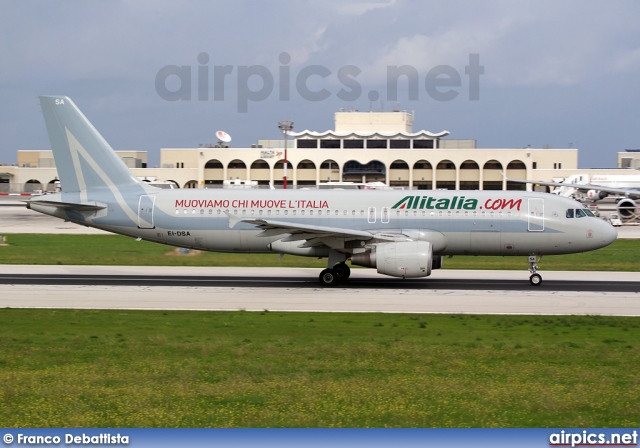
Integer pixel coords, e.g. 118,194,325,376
566,208,596,218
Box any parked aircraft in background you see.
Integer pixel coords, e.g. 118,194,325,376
28,96,617,286
509,174,640,219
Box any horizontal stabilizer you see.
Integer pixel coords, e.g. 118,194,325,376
27,199,106,212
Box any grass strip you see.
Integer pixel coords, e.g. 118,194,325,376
0,310,638,427
0,234,639,271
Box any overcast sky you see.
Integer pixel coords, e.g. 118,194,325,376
1,0,639,168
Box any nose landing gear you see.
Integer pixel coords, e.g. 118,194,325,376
528,255,542,286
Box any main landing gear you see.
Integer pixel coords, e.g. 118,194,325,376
319,262,351,287
528,255,542,286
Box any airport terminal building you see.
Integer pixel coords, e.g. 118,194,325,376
1,110,637,193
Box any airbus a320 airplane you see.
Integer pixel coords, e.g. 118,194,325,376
28,96,618,286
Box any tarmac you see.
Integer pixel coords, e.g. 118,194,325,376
0,266,638,315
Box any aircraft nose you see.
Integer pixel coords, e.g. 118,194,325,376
598,219,618,247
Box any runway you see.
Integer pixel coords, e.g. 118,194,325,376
1,266,638,316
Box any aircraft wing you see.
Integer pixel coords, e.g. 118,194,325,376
226,212,373,240
508,178,640,198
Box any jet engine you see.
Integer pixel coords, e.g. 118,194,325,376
351,241,433,278
617,198,638,219
587,190,608,200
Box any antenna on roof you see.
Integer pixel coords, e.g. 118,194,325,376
215,130,232,148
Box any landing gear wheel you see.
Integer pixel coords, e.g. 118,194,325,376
528,255,542,286
529,273,542,286
319,268,339,287
333,263,351,280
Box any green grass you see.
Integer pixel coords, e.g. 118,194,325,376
0,234,639,271
1,236,638,427
0,310,638,427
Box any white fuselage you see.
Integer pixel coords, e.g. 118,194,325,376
30,188,617,258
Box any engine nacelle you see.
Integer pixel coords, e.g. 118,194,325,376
587,190,608,200
351,241,433,278
617,198,638,219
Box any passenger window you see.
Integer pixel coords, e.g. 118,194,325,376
566,209,574,218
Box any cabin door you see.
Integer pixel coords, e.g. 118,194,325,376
527,198,544,231
368,207,376,224
138,195,156,229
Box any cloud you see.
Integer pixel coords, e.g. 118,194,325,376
1,0,640,168
327,0,397,16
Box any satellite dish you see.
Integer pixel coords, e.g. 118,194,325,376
216,130,232,143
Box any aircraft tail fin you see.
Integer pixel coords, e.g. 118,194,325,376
39,96,145,193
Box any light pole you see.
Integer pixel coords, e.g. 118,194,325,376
278,120,293,189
